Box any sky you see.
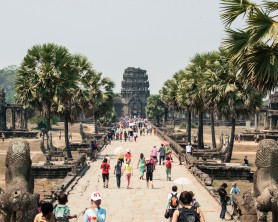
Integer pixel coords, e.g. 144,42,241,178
0,0,227,94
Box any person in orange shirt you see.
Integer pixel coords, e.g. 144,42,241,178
125,149,132,162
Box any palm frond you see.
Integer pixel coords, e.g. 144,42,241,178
262,1,278,13
220,0,257,26
247,8,277,43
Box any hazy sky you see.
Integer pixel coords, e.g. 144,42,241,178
1,1,226,94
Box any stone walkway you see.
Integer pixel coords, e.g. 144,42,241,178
67,133,228,222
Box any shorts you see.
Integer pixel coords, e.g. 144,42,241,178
102,173,109,182
146,172,153,182
168,208,176,217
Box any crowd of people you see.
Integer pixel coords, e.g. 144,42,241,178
33,117,244,222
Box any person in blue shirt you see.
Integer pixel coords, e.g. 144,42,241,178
84,192,106,222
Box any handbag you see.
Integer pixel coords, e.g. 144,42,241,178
164,209,170,219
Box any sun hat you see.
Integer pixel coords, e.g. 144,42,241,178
127,149,130,152
91,192,102,201
145,158,149,161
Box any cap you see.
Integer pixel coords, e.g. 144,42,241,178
232,182,236,186
91,192,102,201
187,142,190,145
127,149,130,152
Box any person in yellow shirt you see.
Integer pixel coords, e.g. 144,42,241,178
124,160,133,189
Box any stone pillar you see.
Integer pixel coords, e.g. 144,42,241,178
255,113,258,131
24,109,28,130
20,108,24,129
269,115,273,130
264,113,268,129
12,108,16,130
3,107,6,130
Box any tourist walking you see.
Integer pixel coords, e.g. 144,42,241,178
137,153,146,180
124,160,133,189
1,133,4,142
83,192,106,222
133,131,137,142
69,131,72,140
186,142,193,155
145,158,154,188
114,160,122,188
53,193,77,221
159,144,166,165
217,182,229,220
124,131,128,142
165,186,179,222
34,202,56,222
151,145,158,163
165,157,172,181
243,156,249,166
125,149,132,162
59,131,62,140
90,141,98,161
100,158,110,188
171,191,205,222
230,182,240,218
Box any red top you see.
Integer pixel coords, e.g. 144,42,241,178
100,162,110,174
125,152,132,160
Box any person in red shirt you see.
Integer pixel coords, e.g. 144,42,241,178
125,149,132,162
100,158,110,188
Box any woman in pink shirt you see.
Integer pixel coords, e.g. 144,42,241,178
100,158,110,188
151,146,158,164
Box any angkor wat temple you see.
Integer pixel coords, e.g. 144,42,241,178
113,67,150,118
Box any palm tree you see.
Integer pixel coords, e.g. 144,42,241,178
159,78,179,126
82,72,115,134
16,43,73,132
221,0,278,91
56,54,93,158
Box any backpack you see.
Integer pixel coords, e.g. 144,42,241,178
115,164,121,175
166,160,172,169
146,163,153,173
54,205,69,221
178,206,200,222
169,193,179,208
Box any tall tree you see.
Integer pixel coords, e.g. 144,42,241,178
146,95,165,125
16,43,73,132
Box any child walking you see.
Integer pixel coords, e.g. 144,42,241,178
53,193,77,222
124,160,133,189
165,157,172,181
114,160,122,188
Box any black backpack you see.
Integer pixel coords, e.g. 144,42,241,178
178,206,200,222
146,163,153,173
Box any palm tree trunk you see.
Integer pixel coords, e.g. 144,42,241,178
224,117,236,163
198,111,204,149
64,112,72,159
210,111,216,149
46,102,51,132
94,115,98,134
164,107,168,123
187,109,191,143
156,117,160,126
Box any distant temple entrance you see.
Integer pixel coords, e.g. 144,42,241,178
113,67,150,118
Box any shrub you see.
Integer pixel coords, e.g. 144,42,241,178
179,122,187,129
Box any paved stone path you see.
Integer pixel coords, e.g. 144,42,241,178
67,133,227,222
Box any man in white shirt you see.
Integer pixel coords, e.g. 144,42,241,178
166,186,179,221
186,142,193,155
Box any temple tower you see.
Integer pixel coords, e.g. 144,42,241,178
114,67,150,118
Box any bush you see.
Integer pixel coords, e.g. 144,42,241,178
179,122,187,129
30,114,60,129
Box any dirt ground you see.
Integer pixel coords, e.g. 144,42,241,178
0,122,93,197
0,122,259,197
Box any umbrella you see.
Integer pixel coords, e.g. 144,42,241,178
163,140,170,146
113,147,125,155
173,177,191,191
